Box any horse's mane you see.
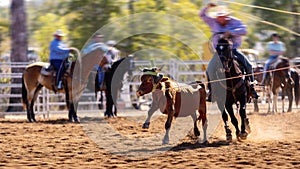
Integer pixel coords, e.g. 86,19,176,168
217,37,233,46
111,57,126,69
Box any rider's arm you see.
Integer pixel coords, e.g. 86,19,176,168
226,18,247,37
199,4,216,27
50,40,70,56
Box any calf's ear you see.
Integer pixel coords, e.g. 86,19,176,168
161,77,169,82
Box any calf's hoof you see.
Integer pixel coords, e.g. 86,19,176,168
142,122,150,129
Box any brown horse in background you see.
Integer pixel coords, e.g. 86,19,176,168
263,57,299,113
22,48,106,122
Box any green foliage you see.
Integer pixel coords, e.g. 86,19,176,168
32,13,69,62
251,0,300,58
65,0,123,49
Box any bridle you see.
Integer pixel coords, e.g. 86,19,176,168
216,38,234,73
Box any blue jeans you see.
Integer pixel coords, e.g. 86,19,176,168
262,55,279,80
50,59,65,84
97,66,105,87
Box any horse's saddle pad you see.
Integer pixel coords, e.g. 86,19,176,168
269,57,281,70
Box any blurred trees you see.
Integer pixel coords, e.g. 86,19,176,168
251,0,300,58
8,0,28,111
5,0,300,61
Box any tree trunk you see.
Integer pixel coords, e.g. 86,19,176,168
7,0,28,112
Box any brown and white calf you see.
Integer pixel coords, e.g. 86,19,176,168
136,70,208,144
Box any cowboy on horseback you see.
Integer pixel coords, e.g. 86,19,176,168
49,29,74,89
199,3,259,102
261,33,291,85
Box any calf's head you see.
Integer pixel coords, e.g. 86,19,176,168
136,68,165,97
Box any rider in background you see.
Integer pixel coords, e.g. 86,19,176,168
49,29,73,89
261,33,286,85
104,40,120,69
199,3,259,101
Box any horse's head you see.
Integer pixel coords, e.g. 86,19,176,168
216,38,233,73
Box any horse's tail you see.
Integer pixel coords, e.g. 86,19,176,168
21,74,28,110
292,70,300,106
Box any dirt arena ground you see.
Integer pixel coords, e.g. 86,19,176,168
0,108,300,169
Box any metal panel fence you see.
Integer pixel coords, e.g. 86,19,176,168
0,60,209,118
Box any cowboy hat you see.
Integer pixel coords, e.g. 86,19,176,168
106,40,116,46
208,5,231,18
53,29,65,36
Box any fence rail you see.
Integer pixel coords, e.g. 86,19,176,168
1,58,300,118
0,60,209,118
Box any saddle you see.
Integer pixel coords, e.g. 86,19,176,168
40,60,72,91
40,64,55,76
268,56,281,70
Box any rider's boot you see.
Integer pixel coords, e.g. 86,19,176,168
57,81,63,90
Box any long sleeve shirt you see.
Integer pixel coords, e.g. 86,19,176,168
199,6,247,49
49,39,70,60
267,41,286,55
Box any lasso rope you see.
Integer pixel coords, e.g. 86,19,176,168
220,0,300,16
215,0,300,37
204,64,298,85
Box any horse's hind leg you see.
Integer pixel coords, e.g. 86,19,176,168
29,84,43,122
286,87,293,112
98,91,104,110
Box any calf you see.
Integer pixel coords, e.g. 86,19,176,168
136,68,208,144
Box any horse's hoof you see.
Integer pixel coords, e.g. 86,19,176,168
226,134,233,142
239,132,248,140
142,122,150,129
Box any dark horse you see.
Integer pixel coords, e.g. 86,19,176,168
263,57,299,113
95,56,134,117
210,38,251,141
22,48,107,122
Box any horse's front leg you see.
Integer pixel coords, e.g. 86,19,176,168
239,96,249,140
272,90,278,113
69,102,79,123
225,103,240,140
217,101,232,142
